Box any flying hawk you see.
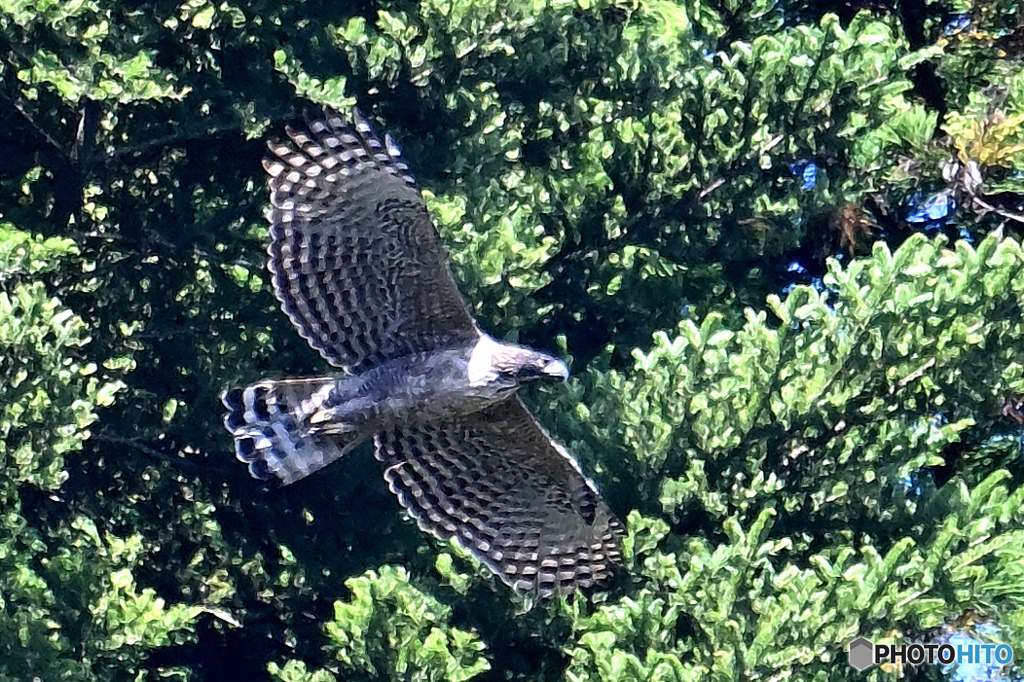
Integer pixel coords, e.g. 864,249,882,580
222,110,623,598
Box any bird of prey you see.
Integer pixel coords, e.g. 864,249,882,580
222,109,623,598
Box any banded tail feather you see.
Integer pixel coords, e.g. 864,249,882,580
222,378,373,485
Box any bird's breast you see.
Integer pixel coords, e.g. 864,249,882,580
319,349,512,430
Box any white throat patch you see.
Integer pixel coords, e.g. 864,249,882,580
467,335,502,386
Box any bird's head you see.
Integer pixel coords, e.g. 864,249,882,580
469,336,570,389
499,350,570,383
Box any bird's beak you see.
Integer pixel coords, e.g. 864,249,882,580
545,359,570,381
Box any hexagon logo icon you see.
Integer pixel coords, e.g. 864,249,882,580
848,637,875,670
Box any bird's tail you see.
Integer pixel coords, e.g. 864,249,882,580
222,377,373,485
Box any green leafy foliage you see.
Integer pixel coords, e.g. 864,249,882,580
565,236,1024,681
0,225,114,489
323,566,490,682
268,659,337,682
0,225,200,681
1,0,1023,680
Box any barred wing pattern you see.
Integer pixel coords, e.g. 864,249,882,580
264,110,479,372
376,397,623,598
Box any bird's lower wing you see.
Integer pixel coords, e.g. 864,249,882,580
374,397,623,598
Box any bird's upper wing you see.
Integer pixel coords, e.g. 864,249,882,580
375,397,623,598
264,110,479,372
